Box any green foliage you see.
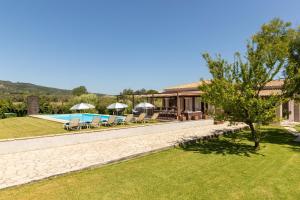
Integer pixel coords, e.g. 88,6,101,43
67,94,98,113
4,113,17,118
39,97,52,114
120,88,158,95
0,99,11,118
97,96,117,114
11,102,27,117
145,89,159,94
134,88,147,95
69,94,98,105
200,19,294,148
0,80,72,97
284,31,300,97
120,88,134,95
72,86,88,96
0,99,27,118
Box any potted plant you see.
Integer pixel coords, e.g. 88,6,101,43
213,109,225,124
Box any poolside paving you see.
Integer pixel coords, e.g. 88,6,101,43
0,120,246,189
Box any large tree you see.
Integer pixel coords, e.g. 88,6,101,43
200,19,294,149
72,86,88,96
284,32,300,97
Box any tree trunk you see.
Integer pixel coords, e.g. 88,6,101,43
248,122,260,150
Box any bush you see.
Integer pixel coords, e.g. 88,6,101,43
4,113,17,118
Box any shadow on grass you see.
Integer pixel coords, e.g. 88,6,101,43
251,127,296,145
179,137,260,157
179,126,300,156
259,127,300,152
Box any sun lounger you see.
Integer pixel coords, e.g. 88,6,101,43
102,115,116,127
134,113,146,123
118,114,133,125
88,117,101,128
64,118,81,130
145,113,159,123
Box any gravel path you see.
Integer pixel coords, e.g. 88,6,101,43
0,120,245,189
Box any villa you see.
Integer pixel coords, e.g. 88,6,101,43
139,80,300,122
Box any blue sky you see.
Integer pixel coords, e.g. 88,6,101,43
0,0,299,94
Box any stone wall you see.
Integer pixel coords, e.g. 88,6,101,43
27,96,39,115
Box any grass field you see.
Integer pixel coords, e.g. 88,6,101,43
0,127,299,200
0,117,69,139
295,124,300,132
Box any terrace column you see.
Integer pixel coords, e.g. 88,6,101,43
164,98,169,109
162,98,165,108
276,104,282,120
288,100,295,122
177,92,180,119
192,97,195,111
151,94,154,104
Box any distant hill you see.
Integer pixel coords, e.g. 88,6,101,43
0,80,73,96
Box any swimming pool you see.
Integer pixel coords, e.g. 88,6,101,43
47,113,125,123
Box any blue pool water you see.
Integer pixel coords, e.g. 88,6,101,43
47,113,125,122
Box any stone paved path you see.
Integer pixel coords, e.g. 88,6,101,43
281,121,300,142
0,120,245,189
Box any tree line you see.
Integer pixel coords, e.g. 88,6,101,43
0,86,159,119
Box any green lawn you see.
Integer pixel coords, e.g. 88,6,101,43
295,124,300,132
0,117,68,139
0,127,299,200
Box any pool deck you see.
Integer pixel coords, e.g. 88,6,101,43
30,114,124,124
30,114,68,123
0,120,246,189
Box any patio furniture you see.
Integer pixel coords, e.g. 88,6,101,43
145,113,159,123
134,102,155,116
179,115,186,121
88,117,101,128
119,114,133,125
102,115,116,127
107,102,128,115
134,113,146,123
158,110,177,120
64,118,81,130
183,111,202,120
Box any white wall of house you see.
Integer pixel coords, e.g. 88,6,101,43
276,104,282,119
